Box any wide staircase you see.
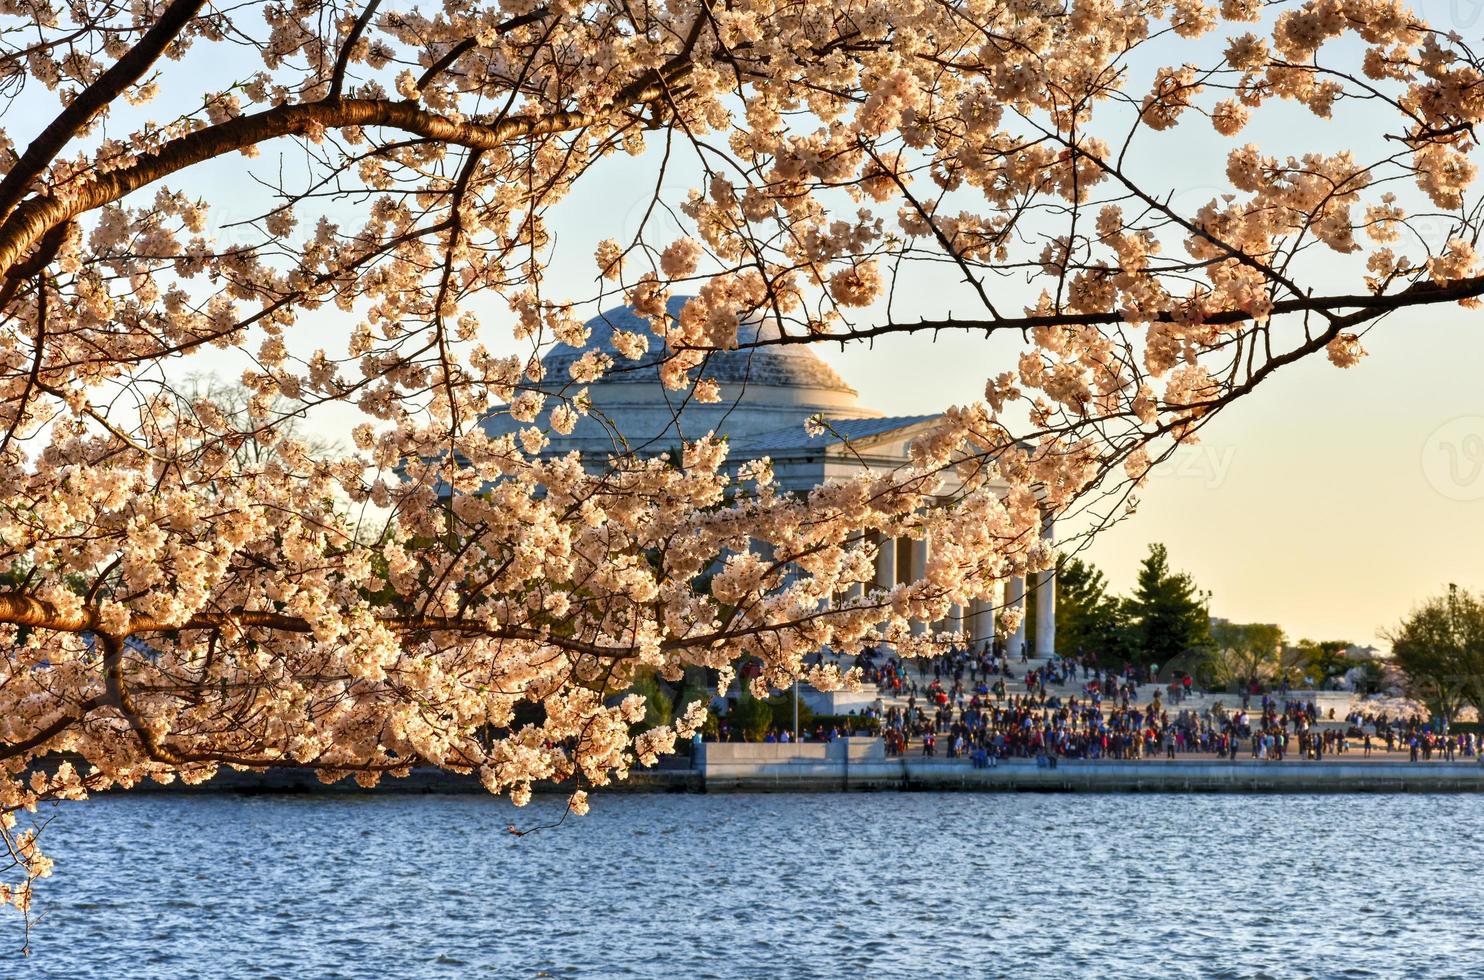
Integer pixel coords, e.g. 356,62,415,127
875,651,1363,733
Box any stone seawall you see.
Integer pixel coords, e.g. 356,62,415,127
699,740,1484,793
62,739,1484,795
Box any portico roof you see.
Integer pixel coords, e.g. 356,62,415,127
731,414,940,457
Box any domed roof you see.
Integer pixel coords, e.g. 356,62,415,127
483,295,879,457
541,295,856,395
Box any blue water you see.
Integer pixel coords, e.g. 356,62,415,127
5,792,1481,978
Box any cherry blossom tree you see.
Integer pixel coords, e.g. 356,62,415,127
2,0,1483,927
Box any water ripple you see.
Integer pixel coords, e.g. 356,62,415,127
7,792,1484,977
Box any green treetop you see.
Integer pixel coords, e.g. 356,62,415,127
1389,585,1484,724
1126,543,1212,668
1054,555,1131,661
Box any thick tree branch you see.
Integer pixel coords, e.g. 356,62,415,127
0,699,104,760
0,93,659,275
415,8,553,89
101,631,185,764
0,592,637,659
328,0,383,100
698,274,1484,353
0,0,209,223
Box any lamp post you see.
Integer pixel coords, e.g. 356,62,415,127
793,677,800,743
1443,583,1459,736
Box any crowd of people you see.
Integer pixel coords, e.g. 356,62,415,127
861,640,1159,704
703,642,1480,765
853,644,1480,765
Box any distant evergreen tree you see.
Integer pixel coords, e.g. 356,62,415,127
1127,543,1211,667
1055,555,1129,661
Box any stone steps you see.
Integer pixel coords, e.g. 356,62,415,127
875,654,1362,721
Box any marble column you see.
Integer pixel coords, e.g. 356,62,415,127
967,597,991,650
874,533,896,590
909,537,929,635
1008,574,1026,657
1034,517,1057,656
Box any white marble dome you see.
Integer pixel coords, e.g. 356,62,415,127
486,295,882,456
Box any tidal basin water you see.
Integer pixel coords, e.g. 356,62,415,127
9,792,1484,978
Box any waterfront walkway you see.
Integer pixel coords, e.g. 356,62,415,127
698,740,1484,793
